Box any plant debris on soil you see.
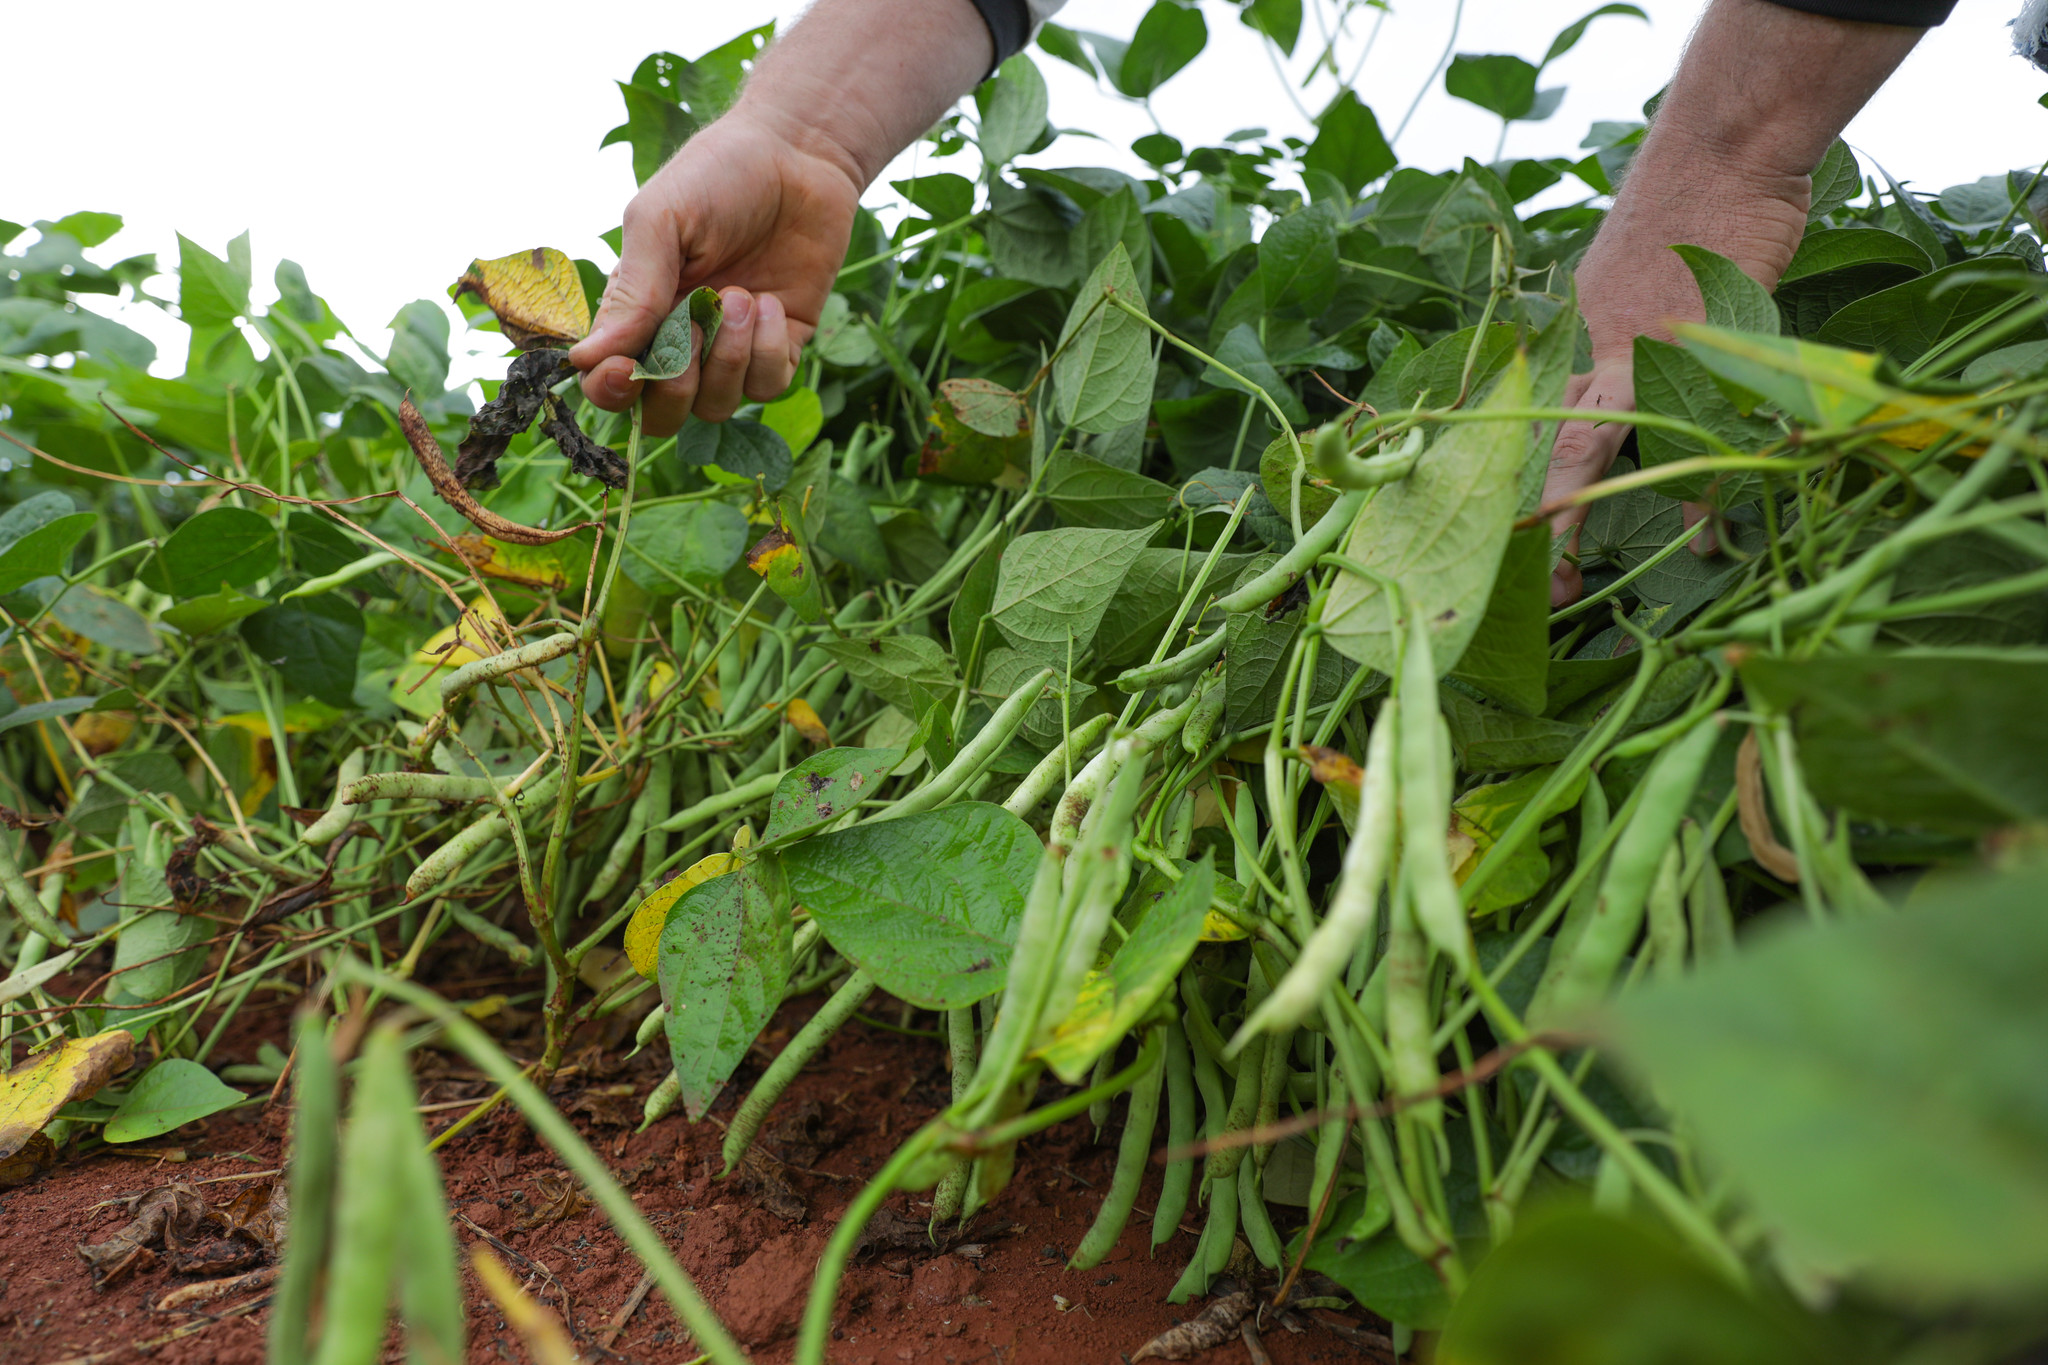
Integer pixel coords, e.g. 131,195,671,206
0,980,1394,1365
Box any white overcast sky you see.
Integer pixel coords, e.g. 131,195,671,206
8,0,2044,389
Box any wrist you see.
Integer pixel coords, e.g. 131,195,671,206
730,84,885,192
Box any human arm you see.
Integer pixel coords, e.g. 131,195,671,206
571,0,999,435
1543,0,1930,604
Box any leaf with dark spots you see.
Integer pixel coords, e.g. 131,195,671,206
77,1184,210,1288
541,390,629,488
454,349,574,489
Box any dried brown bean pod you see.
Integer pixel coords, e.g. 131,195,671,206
1736,728,1801,883
398,396,591,546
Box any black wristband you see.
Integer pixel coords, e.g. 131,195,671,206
966,0,1032,74
1759,0,1956,26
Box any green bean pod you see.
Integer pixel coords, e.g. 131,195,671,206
1646,840,1688,982
1238,1166,1284,1269
1315,423,1426,489
405,771,562,900
873,667,1055,822
1069,1043,1166,1269
1683,822,1735,960
1252,1019,1294,1170
281,551,400,600
300,747,368,847
632,1002,669,1057
1205,1032,1265,1183
1235,703,1397,1044
640,1069,682,1131
269,1015,338,1365
342,771,503,805
310,1027,410,1365
392,1044,466,1365
1152,1021,1198,1249
1001,713,1115,819
962,839,1070,1120
1397,611,1472,972
1167,1172,1239,1304
653,770,782,834
585,794,650,907
1307,1068,1349,1224
1212,489,1370,613
1037,753,1151,1056
438,630,579,707
1533,713,1723,1027
1181,670,1228,757
1113,625,1225,694
1384,890,1442,1128
721,971,874,1173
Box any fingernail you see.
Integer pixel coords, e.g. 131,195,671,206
724,290,753,325
757,293,783,326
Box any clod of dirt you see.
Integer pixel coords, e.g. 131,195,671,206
732,1144,808,1222
760,1099,841,1167
0,1130,56,1189
910,1253,981,1306
76,1184,209,1288
853,1206,1013,1260
566,1082,641,1128
1131,1289,1255,1361
722,1231,819,1344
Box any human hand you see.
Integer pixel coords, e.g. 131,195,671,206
571,108,863,436
1541,0,1925,605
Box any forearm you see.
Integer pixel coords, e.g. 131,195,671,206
1581,0,1923,351
734,0,994,189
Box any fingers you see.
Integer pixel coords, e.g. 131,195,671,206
745,294,800,402
695,289,758,422
1545,363,1635,606
1681,500,1721,555
573,196,685,412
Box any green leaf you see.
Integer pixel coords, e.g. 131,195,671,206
0,511,94,595
49,585,159,656
1322,356,1533,675
621,501,749,594
176,232,251,328
1675,325,1886,426
976,52,1050,169
1449,527,1550,716
1541,4,1647,66
1054,244,1157,435
142,507,278,597
1440,1210,1829,1364
891,173,976,224
781,802,1040,1009
632,285,724,382
159,586,271,638
1094,547,1258,669
989,523,1159,664
761,385,823,454
1240,0,1302,54
1036,856,1214,1082
1580,485,1734,607
240,595,364,709
950,532,1009,685
1303,91,1395,197
0,697,95,737
979,646,1095,748
1259,434,1338,528
759,746,904,845
1445,54,1539,120
1443,689,1588,770
1610,864,2048,1303
919,378,1032,484
1039,451,1176,529
103,1059,245,1144
1452,764,1586,913
1817,257,2033,366
1206,324,1310,424
676,417,792,491
658,866,789,1120
1114,1,1208,98
0,492,79,548
818,635,960,718
1780,227,1932,285
1738,649,2048,834
1670,245,1778,335
1259,203,1340,312
1631,338,1780,506
1806,138,1863,220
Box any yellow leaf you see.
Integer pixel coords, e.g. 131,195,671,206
0,1030,134,1162
72,710,134,757
1035,969,1115,1057
1200,910,1250,942
786,698,832,747
453,248,591,350
412,598,511,668
445,534,590,592
623,852,744,979
1869,403,1989,456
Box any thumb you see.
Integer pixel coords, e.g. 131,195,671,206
570,203,685,376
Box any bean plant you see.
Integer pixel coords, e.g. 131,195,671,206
4,4,2047,1362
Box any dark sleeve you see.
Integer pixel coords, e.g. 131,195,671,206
1759,0,1955,25
966,0,1032,72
